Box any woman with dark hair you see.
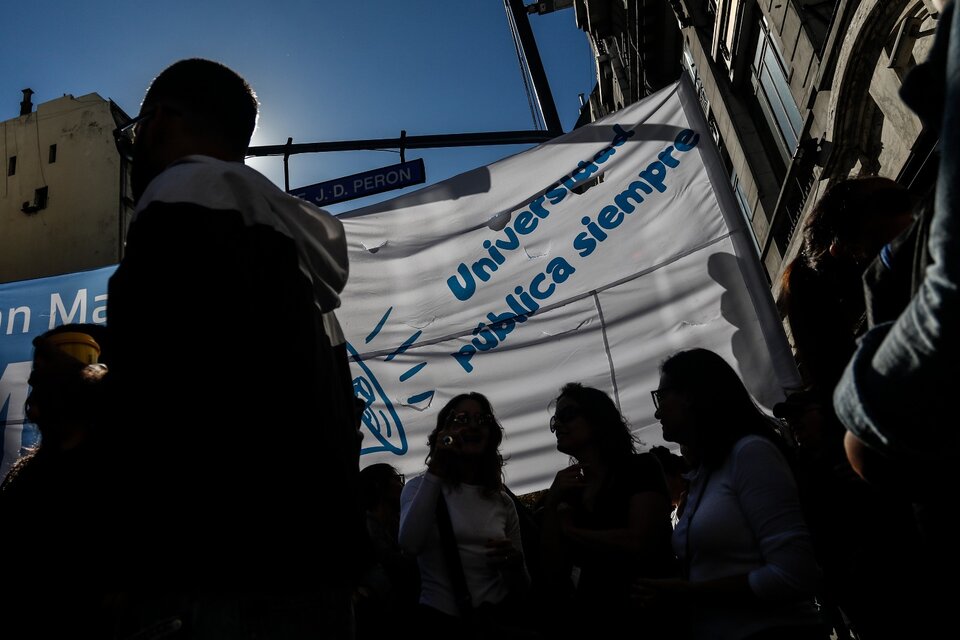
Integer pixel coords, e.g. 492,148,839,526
636,349,825,640
780,175,915,392
398,392,530,639
540,383,676,638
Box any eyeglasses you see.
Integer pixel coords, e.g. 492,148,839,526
112,109,154,162
447,412,496,427
650,388,672,411
549,406,583,432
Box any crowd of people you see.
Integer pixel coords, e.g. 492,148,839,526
0,1,957,636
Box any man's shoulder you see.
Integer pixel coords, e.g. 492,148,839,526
139,156,280,213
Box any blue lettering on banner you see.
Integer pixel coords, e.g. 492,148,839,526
449,128,701,373
446,124,636,302
305,126,701,438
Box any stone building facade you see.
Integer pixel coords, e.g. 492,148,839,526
566,0,944,292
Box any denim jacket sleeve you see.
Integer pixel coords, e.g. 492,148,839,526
833,2,960,461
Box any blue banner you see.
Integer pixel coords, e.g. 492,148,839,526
0,265,115,480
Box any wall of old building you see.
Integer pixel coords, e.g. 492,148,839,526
1,93,128,284
649,0,943,288
570,0,945,371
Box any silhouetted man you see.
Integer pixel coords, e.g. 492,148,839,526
107,59,363,637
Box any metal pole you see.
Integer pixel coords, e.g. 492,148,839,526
506,0,564,135
283,137,293,192
247,129,557,158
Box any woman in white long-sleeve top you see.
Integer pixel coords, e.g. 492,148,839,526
398,392,531,639
636,349,827,640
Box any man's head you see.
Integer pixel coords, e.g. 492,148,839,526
773,388,837,452
130,58,258,202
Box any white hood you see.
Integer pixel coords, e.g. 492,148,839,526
135,155,349,313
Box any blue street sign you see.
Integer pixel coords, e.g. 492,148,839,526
291,158,426,206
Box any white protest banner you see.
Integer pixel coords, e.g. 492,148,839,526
339,78,800,493
0,80,800,494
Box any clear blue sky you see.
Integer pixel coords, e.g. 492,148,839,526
1,1,594,214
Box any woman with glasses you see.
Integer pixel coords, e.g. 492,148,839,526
398,392,531,639
539,382,677,639
636,349,825,640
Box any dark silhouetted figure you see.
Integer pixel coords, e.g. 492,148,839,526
0,324,113,638
106,58,362,637
835,5,960,636
775,389,925,639
540,383,677,639
355,463,420,639
780,176,915,393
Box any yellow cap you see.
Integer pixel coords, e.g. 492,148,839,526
45,331,101,364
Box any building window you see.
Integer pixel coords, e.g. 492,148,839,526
683,45,711,115
21,186,48,214
731,170,762,255
751,18,803,158
7,156,15,176
34,187,48,209
49,144,57,163
732,172,753,221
